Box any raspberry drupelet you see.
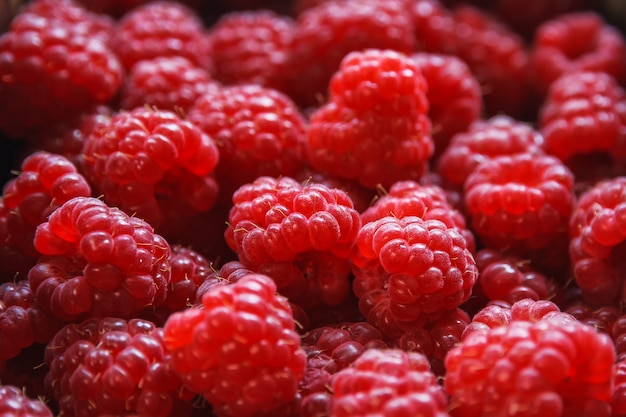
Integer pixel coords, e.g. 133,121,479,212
28,196,171,321
0,384,53,417
307,49,433,190
120,56,216,114
0,2,123,139
331,348,449,417
569,177,626,306
0,151,91,281
207,10,295,92
163,273,307,417
109,1,211,72
225,176,361,309
529,12,626,97
187,84,307,204
162,245,212,312
351,215,478,339
45,317,194,417
81,107,220,238
464,153,575,256
285,0,415,107
445,310,616,417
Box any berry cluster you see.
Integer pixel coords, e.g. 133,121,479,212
1,0,626,416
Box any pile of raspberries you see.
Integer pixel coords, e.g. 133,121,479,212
1,0,626,416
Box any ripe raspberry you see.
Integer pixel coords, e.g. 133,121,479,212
569,177,626,306
186,85,306,203
0,6,123,139
445,311,615,417
529,12,626,96
298,322,388,417
538,71,626,183
28,196,171,321
285,0,415,106
408,0,457,55
0,151,91,280
451,5,532,118
436,115,545,190
565,300,619,339
411,52,483,161
0,279,63,362
351,215,478,338
45,317,193,417
120,56,216,113
109,1,211,71
307,49,433,189
208,10,295,91
331,348,448,417
464,153,575,255
613,359,626,416
361,180,475,253
225,176,360,309
0,385,52,417
163,245,212,312
82,107,219,236
163,273,307,417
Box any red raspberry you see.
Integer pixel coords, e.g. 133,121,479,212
538,71,626,183
0,151,91,280
0,280,63,362
529,12,626,96
445,311,615,417
464,153,575,256
163,273,307,417
207,10,295,92
186,84,306,203
82,107,219,236
28,196,171,321
411,52,483,161
0,5,123,139
110,1,211,71
298,322,388,417
436,115,545,190
361,180,475,253
565,300,620,340
408,0,457,55
0,385,52,417
225,176,360,309
351,215,478,338
307,49,433,189
285,0,415,107
569,177,626,306
163,245,212,312
120,56,216,113
613,360,626,416
331,348,448,417
451,5,532,118
45,317,193,417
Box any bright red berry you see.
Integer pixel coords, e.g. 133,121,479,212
0,384,53,417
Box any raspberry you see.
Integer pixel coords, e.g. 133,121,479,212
163,245,212,312
28,196,171,321
464,153,575,256
436,115,545,190
0,5,123,139
451,5,532,118
408,0,457,55
207,10,295,91
0,151,91,280
110,1,211,71
186,85,306,203
81,107,220,236
331,348,448,417
120,56,216,113
569,177,626,306
565,300,620,339
45,317,193,417
538,71,626,183
361,180,475,253
306,49,434,189
529,12,626,96
351,215,478,338
411,52,483,161
163,273,307,417
445,311,615,417
0,385,52,417
613,359,626,416
225,176,360,309
285,0,415,106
